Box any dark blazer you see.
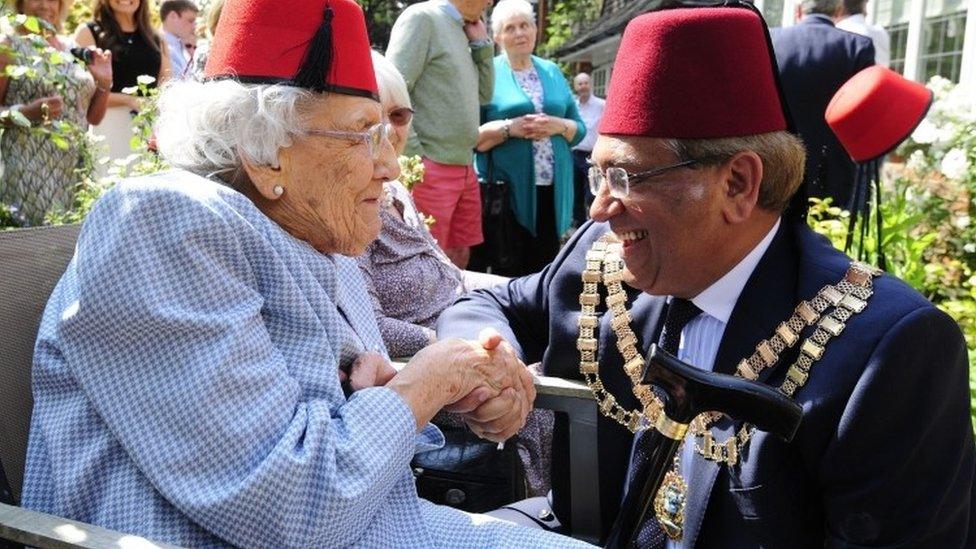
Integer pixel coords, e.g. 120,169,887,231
437,220,975,547
771,15,875,210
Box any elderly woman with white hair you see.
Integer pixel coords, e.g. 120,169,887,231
20,1,589,547
0,0,113,225
357,51,507,358
474,0,585,276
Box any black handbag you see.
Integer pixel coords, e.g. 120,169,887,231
469,151,524,275
412,418,526,513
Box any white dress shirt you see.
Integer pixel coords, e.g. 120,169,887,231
836,14,891,68
623,219,781,548
573,95,605,153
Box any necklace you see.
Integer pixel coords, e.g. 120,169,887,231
577,233,880,540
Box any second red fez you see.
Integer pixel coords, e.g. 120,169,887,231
600,7,788,139
204,0,378,100
826,66,933,163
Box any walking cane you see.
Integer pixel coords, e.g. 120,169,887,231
604,345,803,548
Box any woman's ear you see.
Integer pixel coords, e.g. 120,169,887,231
240,152,283,201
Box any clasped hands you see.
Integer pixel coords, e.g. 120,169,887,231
342,328,535,443
508,113,567,140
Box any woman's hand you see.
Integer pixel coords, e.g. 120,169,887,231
520,114,571,140
21,95,63,123
339,351,397,392
85,48,113,91
387,336,527,430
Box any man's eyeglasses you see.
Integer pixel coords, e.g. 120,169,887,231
588,158,705,199
305,122,392,159
388,107,413,127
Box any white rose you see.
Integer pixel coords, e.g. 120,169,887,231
940,148,971,180
912,119,939,144
954,215,971,229
907,150,928,172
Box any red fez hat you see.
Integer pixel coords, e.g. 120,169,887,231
599,6,788,138
204,0,378,100
826,66,933,162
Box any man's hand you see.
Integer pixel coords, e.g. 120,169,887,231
463,18,489,42
450,328,536,442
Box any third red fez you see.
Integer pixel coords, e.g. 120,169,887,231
599,7,788,139
204,0,378,100
825,66,933,163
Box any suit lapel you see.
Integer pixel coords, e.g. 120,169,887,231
682,221,800,547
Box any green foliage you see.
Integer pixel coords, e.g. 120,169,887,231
540,0,601,58
810,76,976,429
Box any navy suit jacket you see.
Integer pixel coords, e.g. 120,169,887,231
771,15,875,210
437,220,975,547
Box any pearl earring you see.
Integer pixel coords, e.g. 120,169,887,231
273,185,284,197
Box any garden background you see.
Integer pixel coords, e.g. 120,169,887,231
1,1,974,426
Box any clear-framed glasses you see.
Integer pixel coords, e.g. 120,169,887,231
305,122,392,159
588,158,703,199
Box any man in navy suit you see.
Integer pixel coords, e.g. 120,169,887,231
439,3,974,547
770,0,875,211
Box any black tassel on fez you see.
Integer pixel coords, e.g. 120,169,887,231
294,6,335,91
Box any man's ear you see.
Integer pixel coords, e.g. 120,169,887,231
721,150,763,224
240,152,283,201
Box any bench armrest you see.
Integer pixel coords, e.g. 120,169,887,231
0,502,181,549
533,375,601,545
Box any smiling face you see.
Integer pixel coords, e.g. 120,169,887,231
589,135,731,298
496,14,536,56
249,93,399,256
20,0,61,26
108,0,139,16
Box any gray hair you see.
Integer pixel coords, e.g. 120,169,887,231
491,0,535,37
799,0,840,15
662,131,807,212
373,50,411,110
155,79,312,180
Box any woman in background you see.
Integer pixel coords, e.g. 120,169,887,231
190,0,222,76
0,0,113,225
74,0,169,164
474,0,585,277
359,51,506,358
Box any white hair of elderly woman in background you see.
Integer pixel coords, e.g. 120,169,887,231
489,0,534,36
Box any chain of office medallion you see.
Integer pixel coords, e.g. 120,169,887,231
577,234,880,463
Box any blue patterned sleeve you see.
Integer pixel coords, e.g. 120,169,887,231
56,184,420,547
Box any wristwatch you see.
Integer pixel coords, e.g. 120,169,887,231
501,119,512,140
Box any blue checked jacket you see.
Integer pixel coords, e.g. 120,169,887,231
22,170,588,548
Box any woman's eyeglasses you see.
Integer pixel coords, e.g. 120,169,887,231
305,122,392,159
388,107,414,127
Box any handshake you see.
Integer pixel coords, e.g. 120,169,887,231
341,328,535,443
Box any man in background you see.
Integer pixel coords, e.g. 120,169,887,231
387,0,495,269
771,0,874,210
571,72,604,227
160,0,199,80
837,0,891,67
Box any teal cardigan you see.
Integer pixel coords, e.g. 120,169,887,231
475,55,585,237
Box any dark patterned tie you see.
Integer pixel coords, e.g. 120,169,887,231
627,298,702,548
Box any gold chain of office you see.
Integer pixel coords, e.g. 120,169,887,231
576,233,880,466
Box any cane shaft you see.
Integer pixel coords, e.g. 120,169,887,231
604,430,681,548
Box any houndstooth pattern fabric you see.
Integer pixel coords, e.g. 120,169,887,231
0,33,95,225
22,170,590,548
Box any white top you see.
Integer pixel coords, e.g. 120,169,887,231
573,95,605,153
837,14,891,68
621,218,781,548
